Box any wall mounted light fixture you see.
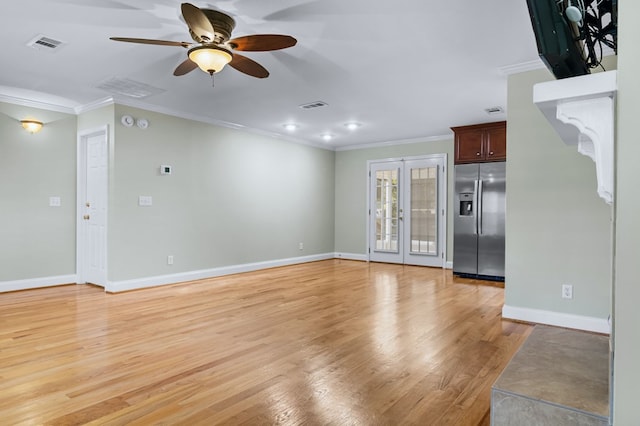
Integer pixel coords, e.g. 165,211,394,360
21,120,44,134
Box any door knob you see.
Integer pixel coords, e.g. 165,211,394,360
86,202,90,207
83,215,90,220
476,152,481,156
489,151,494,155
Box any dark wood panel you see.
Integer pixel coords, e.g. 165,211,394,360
486,125,507,161
452,121,507,164
455,128,485,163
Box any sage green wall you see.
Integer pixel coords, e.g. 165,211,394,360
109,105,335,281
612,0,640,421
504,64,615,319
334,140,454,261
0,102,77,280
77,104,115,130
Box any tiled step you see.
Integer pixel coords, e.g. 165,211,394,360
491,324,609,425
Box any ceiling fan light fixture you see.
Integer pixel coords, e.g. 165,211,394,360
21,119,43,134
188,45,232,74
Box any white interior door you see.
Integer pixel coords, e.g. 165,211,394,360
369,155,446,267
78,127,108,287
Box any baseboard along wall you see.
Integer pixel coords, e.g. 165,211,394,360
4,260,604,335
0,274,78,293
106,252,337,293
502,304,610,335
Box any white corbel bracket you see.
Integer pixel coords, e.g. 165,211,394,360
533,71,617,205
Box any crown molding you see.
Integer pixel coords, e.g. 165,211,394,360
499,59,546,76
336,134,452,152
500,48,617,76
74,96,115,114
4,89,453,153
108,96,333,151
0,89,332,151
0,93,77,114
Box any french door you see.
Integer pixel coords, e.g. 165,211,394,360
368,155,446,267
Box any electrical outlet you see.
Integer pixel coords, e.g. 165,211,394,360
299,242,304,250
562,284,573,299
167,255,174,265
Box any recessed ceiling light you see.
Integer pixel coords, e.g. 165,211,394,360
322,134,333,142
283,123,298,131
345,122,361,131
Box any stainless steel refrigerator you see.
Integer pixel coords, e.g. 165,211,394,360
453,162,506,280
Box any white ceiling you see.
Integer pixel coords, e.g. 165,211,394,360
0,0,543,149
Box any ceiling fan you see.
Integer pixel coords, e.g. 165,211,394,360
110,2,297,80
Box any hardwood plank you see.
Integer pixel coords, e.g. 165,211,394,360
0,260,532,425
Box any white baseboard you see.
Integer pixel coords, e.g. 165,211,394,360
0,255,449,294
0,274,78,293
107,253,336,293
502,304,610,334
445,261,453,269
334,252,368,261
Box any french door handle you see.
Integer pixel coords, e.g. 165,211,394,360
83,215,90,220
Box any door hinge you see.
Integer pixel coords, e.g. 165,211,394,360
369,208,371,215
442,209,445,216
368,247,371,253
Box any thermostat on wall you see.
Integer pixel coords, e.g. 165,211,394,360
160,165,172,175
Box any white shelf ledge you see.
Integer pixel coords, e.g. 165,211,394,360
533,71,617,205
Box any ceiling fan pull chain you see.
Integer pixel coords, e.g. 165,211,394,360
211,72,215,88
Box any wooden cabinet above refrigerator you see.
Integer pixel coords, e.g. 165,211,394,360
451,121,506,164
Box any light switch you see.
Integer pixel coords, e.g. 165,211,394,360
49,196,61,207
138,195,153,206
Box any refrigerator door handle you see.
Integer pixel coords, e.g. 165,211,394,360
478,179,484,235
473,179,479,235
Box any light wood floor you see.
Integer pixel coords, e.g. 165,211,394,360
0,260,532,425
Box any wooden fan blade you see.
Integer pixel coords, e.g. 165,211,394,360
181,3,215,43
229,53,269,78
110,37,190,48
173,58,198,76
228,34,297,52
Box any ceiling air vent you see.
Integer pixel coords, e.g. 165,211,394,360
27,34,65,52
299,101,328,110
485,106,505,115
95,77,166,99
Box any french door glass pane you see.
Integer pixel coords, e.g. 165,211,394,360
410,166,437,255
375,170,398,251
